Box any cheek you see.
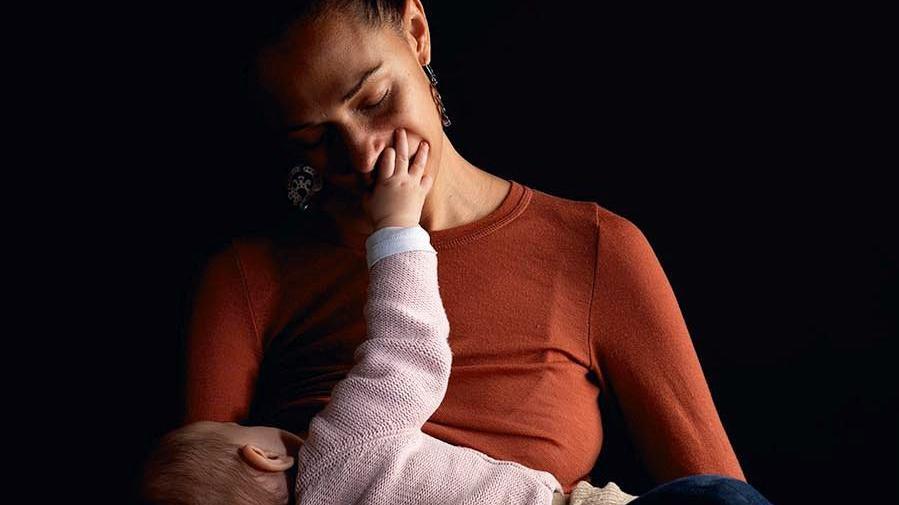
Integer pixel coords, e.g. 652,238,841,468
391,91,440,159
388,80,433,130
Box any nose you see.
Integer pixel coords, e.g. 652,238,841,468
334,123,395,176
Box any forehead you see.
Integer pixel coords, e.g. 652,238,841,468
255,14,393,112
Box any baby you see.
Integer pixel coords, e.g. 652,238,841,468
141,130,638,505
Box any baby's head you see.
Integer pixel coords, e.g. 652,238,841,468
140,421,304,505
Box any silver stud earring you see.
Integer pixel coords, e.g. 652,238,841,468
423,63,451,128
286,163,323,212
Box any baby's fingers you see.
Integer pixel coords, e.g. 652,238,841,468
377,146,396,181
420,172,434,193
409,141,429,178
395,128,409,175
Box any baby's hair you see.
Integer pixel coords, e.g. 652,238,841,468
140,425,288,505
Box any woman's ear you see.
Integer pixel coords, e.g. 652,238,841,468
239,443,296,472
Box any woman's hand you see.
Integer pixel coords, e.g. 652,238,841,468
362,127,432,230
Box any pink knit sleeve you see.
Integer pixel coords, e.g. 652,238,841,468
295,228,566,505
301,242,452,453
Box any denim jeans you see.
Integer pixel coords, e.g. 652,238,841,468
629,473,773,504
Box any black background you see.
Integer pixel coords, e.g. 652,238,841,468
70,1,895,503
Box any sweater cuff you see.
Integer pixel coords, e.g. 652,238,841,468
365,224,437,269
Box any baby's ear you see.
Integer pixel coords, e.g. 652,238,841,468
239,444,296,472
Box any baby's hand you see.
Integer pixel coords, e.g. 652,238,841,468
363,128,433,230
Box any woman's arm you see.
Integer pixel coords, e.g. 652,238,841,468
589,206,746,484
182,242,264,424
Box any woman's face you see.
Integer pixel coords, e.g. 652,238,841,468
254,4,442,207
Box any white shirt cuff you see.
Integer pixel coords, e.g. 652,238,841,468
365,224,437,269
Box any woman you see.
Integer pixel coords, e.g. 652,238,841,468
183,1,771,503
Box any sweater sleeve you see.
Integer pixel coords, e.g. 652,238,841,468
295,225,567,505
301,225,451,453
589,207,746,484
182,242,263,424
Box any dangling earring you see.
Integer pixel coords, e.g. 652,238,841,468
286,163,323,212
423,63,451,128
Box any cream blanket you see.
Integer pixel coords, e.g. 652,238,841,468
551,480,639,505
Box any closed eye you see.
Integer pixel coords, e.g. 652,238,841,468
291,87,392,150
361,87,391,111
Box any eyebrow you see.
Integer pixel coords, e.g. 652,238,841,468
284,61,384,132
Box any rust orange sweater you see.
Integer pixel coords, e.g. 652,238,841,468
183,179,746,494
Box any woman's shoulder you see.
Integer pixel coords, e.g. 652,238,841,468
213,211,329,271
521,182,645,243
218,212,353,285
188,232,284,313
518,183,663,288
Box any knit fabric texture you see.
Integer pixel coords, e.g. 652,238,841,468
567,481,638,505
294,225,564,504
550,480,637,505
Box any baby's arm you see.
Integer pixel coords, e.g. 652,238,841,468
296,227,571,504
302,225,451,454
